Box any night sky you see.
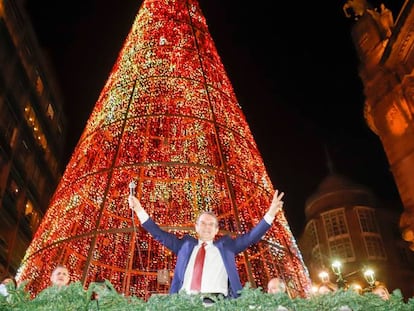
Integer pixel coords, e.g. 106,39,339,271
25,0,405,236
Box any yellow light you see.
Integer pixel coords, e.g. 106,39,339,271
349,283,362,293
363,268,375,286
318,271,329,283
331,260,342,275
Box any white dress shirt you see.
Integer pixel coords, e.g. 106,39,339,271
182,240,228,296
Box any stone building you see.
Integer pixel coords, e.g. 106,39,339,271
0,0,67,277
345,0,414,250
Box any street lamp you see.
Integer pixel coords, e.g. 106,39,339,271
331,260,346,288
331,260,342,276
363,268,376,288
318,271,330,283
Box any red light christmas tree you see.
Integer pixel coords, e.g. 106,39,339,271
17,0,312,299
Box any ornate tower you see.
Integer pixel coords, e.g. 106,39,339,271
343,0,414,250
16,0,311,299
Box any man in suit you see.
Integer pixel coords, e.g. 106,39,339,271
128,189,284,298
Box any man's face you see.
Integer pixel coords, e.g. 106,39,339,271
51,267,70,287
195,213,218,241
267,278,285,294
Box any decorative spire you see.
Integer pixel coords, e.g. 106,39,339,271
324,144,335,175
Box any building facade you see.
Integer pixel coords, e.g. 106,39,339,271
0,0,66,277
298,173,414,298
343,0,414,249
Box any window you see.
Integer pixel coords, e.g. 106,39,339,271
24,200,41,233
364,235,386,259
24,103,48,150
306,221,319,249
25,200,33,216
0,98,18,145
311,245,323,267
304,221,323,266
322,209,348,238
15,139,31,167
322,208,354,261
46,103,55,120
36,75,44,96
357,207,379,233
357,207,386,260
8,179,19,197
329,237,354,260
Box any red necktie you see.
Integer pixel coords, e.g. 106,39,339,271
190,242,206,291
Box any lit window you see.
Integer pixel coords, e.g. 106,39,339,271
47,103,55,120
25,200,33,216
36,76,44,95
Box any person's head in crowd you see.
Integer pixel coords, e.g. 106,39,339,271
0,275,17,296
348,283,362,295
1,276,17,288
50,264,70,287
371,281,390,300
267,277,286,294
317,281,337,295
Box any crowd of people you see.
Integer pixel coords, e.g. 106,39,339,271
0,266,391,299
0,263,70,299
312,278,391,301
0,259,396,310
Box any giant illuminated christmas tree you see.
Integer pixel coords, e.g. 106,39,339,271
16,0,312,299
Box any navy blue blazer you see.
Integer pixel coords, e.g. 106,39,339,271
142,217,271,298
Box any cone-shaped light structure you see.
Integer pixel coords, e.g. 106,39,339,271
17,0,311,299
